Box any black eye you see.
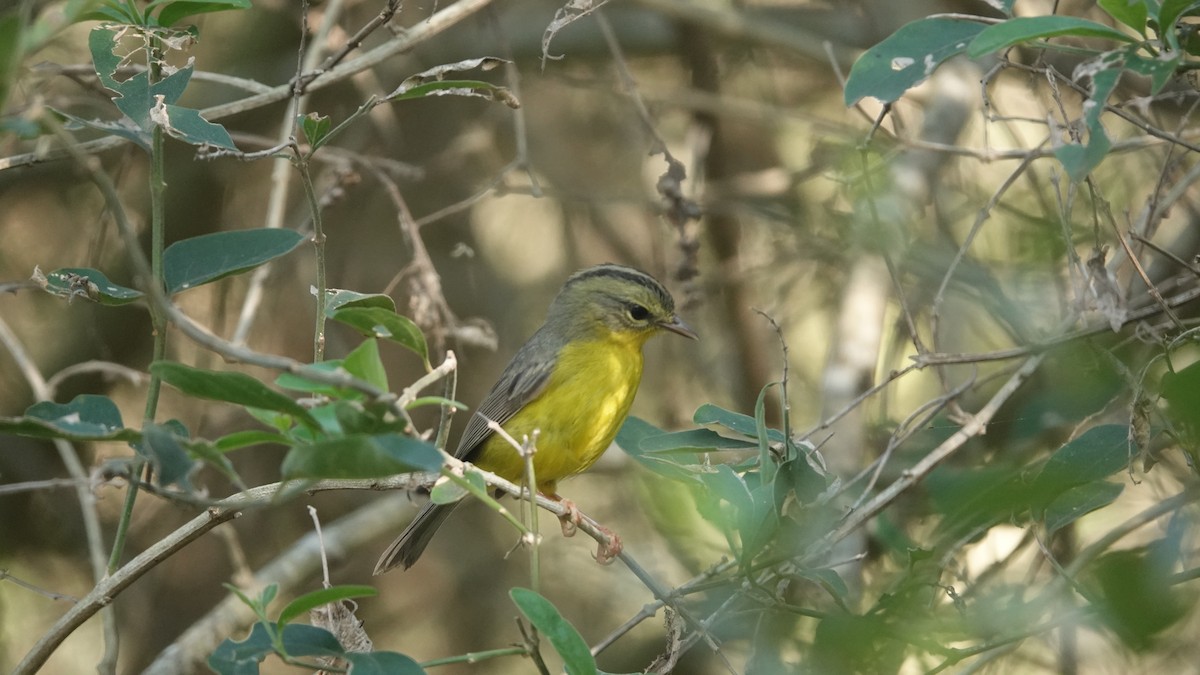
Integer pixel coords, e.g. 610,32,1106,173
627,304,651,321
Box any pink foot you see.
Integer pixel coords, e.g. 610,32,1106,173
593,525,623,565
554,496,581,537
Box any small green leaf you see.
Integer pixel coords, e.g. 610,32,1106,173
1045,481,1124,534
406,396,467,411
1100,0,1149,33
42,267,143,306
281,433,442,479
343,652,427,675
844,18,987,105
138,421,195,488
1158,0,1200,42
342,339,388,392
164,229,305,294
509,588,598,675
275,360,349,397
331,307,429,366
152,362,321,430
277,585,378,626
1031,424,1130,510
214,429,290,452
1161,360,1200,447
157,103,237,149
1055,129,1112,182
968,16,1138,58
693,403,785,442
89,27,194,130
1,395,133,441
1093,547,1188,650
386,79,519,108
754,382,779,483
208,623,345,675
430,471,483,504
1124,50,1178,93
638,428,757,453
52,108,151,151
298,111,331,148
153,0,252,28
616,417,705,484
324,289,397,316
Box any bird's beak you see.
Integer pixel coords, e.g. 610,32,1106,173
658,315,699,340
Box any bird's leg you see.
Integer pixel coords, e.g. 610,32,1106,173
544,493,623,564
591,523,622,565
545,493,581,537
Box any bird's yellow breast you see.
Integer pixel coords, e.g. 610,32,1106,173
472,333,646,493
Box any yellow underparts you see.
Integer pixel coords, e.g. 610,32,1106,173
472,331,648,496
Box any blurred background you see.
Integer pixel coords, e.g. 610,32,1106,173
3,0,1200,673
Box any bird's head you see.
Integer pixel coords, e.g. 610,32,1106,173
549,263,698,343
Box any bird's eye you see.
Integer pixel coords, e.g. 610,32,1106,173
627,304,651,321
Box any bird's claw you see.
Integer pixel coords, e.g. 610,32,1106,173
556,498,581,537
593,527,622,565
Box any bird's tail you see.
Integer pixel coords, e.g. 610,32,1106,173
373,501,459,574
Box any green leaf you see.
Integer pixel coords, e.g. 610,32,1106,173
637,428,757,453
281,433,442,479
386,79,519,108
137,421,195,488
277,585,378,626
1044,481,1124,534
1100,0,1149,33
152,362,321,430
213,429,290,452
1031,424,1130,510
1055,65,1119,181
693,403,785,442
739,482,779,563
1161,360,1200,447
754,382,779,483
164,229,305,294
342,339,388,392
1124,50,1178,93
298,111,331,148
968,16,1138,57
208,623,344,675
0,395,134,441
331,307,429,366
275,361,349,397
509,588,598,675
157,103,237,149
616,417,705,484
89,27,194,130
53,108,152,152
153,0,252,28
386,58,517,107
1158,0,1200,42
406,396,466,411
1093,548,1188,650
324,289,397,316
41,267,143,305
344,652,427,675
844,18,987,105
430,470,485,504
1055,128,1112,182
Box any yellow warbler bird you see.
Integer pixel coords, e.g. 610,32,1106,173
374,263,696,573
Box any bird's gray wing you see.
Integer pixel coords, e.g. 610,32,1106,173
454,330,563,461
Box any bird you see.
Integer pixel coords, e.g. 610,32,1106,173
374,263,697,573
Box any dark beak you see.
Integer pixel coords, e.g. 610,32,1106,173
658,315,699,340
